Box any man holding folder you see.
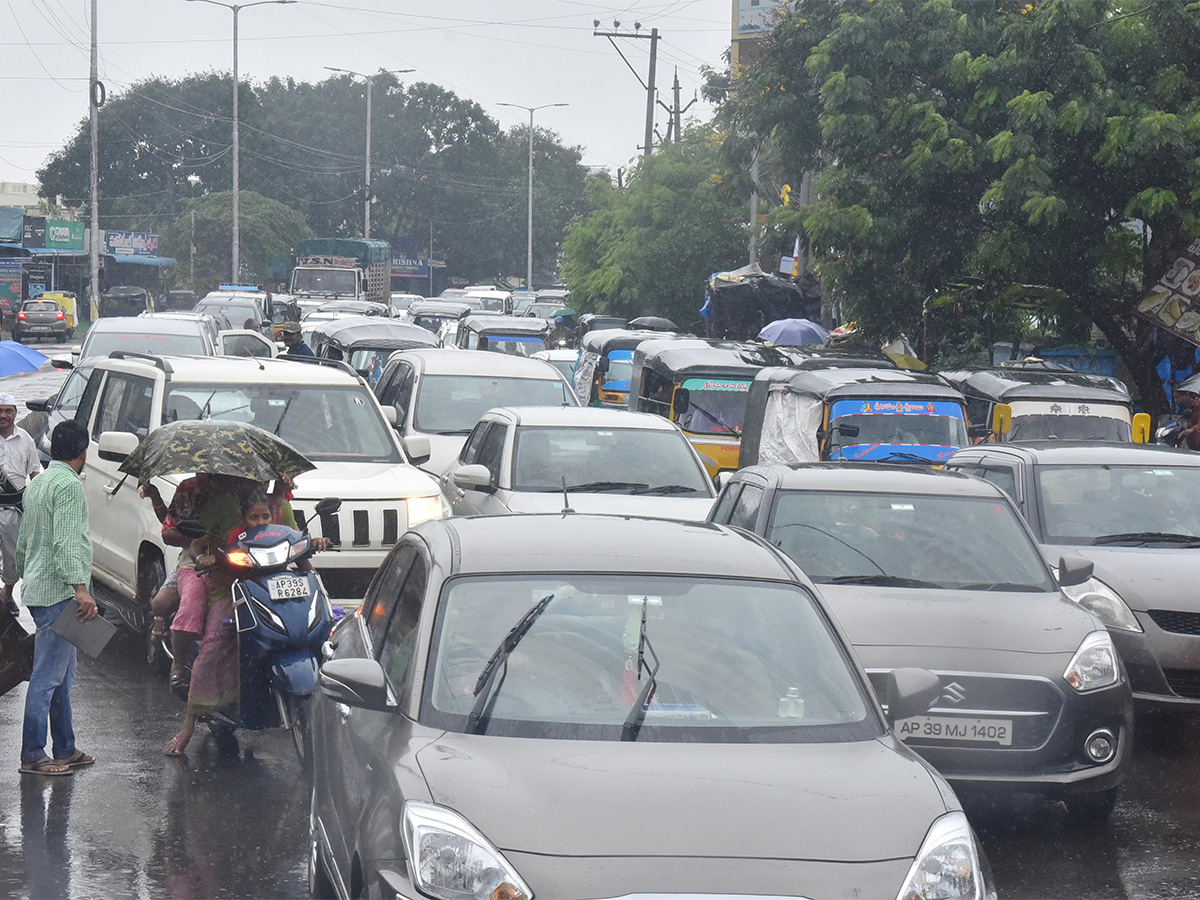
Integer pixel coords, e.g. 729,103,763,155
16,420,98,776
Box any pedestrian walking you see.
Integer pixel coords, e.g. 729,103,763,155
16,419,97,776
281,321,313,356
0,391,42,616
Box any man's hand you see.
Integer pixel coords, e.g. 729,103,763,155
73,585,98,621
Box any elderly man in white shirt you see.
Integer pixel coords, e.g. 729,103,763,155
0,391,43,615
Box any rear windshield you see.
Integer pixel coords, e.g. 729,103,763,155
23,301,58,312
414,374,572,434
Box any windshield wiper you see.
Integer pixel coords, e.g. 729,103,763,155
958,582,1049,592
1091,531,1200,547
880,451,933,463
273,391,298,436
564,481,649,493
435,428,472,436
466,594,555,735
197,390,218,421
687,400,741,435
827,574,945,589
631,484,702,495
620,597,660,742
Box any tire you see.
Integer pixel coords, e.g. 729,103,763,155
309,783,337,899
139,555,170,675
290,694,314,775
11,333,20,344
1065,786,1118,824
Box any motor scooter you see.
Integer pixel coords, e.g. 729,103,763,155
176,497,341,767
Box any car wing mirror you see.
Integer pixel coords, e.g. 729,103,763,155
318,658,393,712
25,398,49,413
402,434,431,462
453,463,493,492
886,667,942,722
1057,554,1094,588
380,405,398,426
97,430,140,463
50,356,75,370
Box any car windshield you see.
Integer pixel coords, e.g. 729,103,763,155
424,574,875,742
196,302,257,325
56,366,93,411
513,426,711,494
82,330,205,360
414,374,571,433
163,382,400,463
766,490,1055,590
292,269,357,294
676,377,751,436
1009,414,1131,442
348,349,390,384
483,335,548,357
602,358,634,387
1035,464,1200,545
827,398,968,461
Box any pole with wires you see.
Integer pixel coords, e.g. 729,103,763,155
88,0,101,320
593,21,661,157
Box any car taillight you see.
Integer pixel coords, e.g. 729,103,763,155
16,312,25,320
55,311,64,320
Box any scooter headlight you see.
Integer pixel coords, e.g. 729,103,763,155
249,540,293,568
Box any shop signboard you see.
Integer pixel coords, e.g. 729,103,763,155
105,230,160,256
21,263,51,301
45,219,85,251
21,216,45,247
391,238,445,278
0,259,21,313
1136,237,1200,346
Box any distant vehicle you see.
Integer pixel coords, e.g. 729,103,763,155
290,238,392,306
454,314,553,356
161,289,197,311
531,347,578,381
535,287,569,302
310,513,995,900
462,289,512,315
99,285,152,318
524,301,567,319
13,298,69,343
75,314,219,363
406,300,473,335
308,316,438,383
194,285,275,337
511,290,538,315
437,287,469,300
575,328,671,408
578,312,628,335
713,463,1132,821
441,406,717,520
388,292,423,316
372,348,577,475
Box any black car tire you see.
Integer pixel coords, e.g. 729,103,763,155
11,333,21,344
1064,786,1118,824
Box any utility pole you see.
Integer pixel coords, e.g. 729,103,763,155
748,149,760,265
325,68,413,239
190,208,196,290
656,68,697,144
497,101,568,291
428,219,434,297
88,0,101,320
593,21,660,157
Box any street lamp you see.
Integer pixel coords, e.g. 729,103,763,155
186,0,295,281
325,67,415,239
496,102,568,292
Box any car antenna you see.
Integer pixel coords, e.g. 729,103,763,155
561,476,575,515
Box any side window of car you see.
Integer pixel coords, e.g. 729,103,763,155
459,422,492,464
93,375,130,439
476,423,508,485
728,484,764,531
57,367,92,412
75,370,103,430
392,364,415,417
709,484,743,525
119,376,155,437
364,544,415,652
379,551,429,690
466,332,479,350
977,466,1019,502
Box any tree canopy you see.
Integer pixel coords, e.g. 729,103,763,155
562,127,750,326
38,73,589,289
721,0,1200,407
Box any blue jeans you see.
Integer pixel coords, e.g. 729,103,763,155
22,600,77,765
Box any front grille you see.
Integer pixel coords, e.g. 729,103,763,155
1163,668,1200,700
352,510,370,547
868,670,1062,749
382,509,399,545
1148,609,1200,636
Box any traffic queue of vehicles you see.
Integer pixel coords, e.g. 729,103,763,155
27,287,1200,900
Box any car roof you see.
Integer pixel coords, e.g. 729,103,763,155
532,349,578,360
422,514,795,580
637,339,806,374
86,316,206,335
737,462,1005,497
93,353,363,385
953,441,1200,466
463,315,553,333
395,348,565,378
487,406,677,430
310,316,436,344
410,300,472,316
580,328,674,354
938,368,1131,403
758,365,962,399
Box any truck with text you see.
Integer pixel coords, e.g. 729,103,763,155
290,238,392,306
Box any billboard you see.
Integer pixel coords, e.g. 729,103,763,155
45,219,85,251
0,259,21,313
105,230,160,256
391,238,446,278
22,216,45,247
736,0,785,35
1136,237,1200,346
22,262,51,301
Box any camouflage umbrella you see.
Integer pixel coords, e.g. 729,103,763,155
118,419,315,484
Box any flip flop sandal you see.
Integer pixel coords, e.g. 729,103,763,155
20,757,73,776
164,737,188,757
56,750,95,770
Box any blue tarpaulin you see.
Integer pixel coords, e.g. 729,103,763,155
0,208,23,242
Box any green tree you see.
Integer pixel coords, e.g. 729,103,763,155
724,0,1200,409
160,190,313,293
562,127,749,326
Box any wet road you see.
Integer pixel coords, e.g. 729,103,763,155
2,346,1200,898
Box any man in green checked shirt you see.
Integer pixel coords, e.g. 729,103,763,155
16,420,99,777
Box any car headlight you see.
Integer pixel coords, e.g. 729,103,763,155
401,801,532,900
1059,575,1143,633
1063,630,1121,692
406,495,446,527
897,811,994,900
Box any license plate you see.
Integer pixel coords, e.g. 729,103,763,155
897,715,1013,746
268,575,310,600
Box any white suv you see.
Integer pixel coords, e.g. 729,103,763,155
76,353,446,639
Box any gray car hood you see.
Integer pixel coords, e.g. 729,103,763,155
1043,543,1198,612
416,734,945,861
819,585,1096,653
503,491,715,522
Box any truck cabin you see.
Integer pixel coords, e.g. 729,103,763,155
739,366,970,467
938,368,1150,443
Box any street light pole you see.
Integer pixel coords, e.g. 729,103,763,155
325,67,414,239
496,102,567,291
187,0,294,281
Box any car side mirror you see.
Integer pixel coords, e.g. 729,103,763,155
1132,412,1152,444
381,405,398,426
835,423,860,438
453,464,494,492
403,434,431,463
967,423,990,441
25,398,49,413
991,403,1013,436
886,667,943,723
318,658,393,712
50,356,74,370
97,430,140,462
1057,554,1094,588
673,387,690,416
714,471,734,490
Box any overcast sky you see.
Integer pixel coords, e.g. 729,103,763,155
0,0,732,187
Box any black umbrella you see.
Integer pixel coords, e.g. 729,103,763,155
628,316,678,332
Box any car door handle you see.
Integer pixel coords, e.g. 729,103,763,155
337,702,351,721
103,480,120,495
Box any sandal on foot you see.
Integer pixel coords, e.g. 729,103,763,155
169,671,190,702
20,757,73,776
165,737,188,757
55,750,95,769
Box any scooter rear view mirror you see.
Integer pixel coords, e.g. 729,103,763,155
176,519,209,540
314,497,342,517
